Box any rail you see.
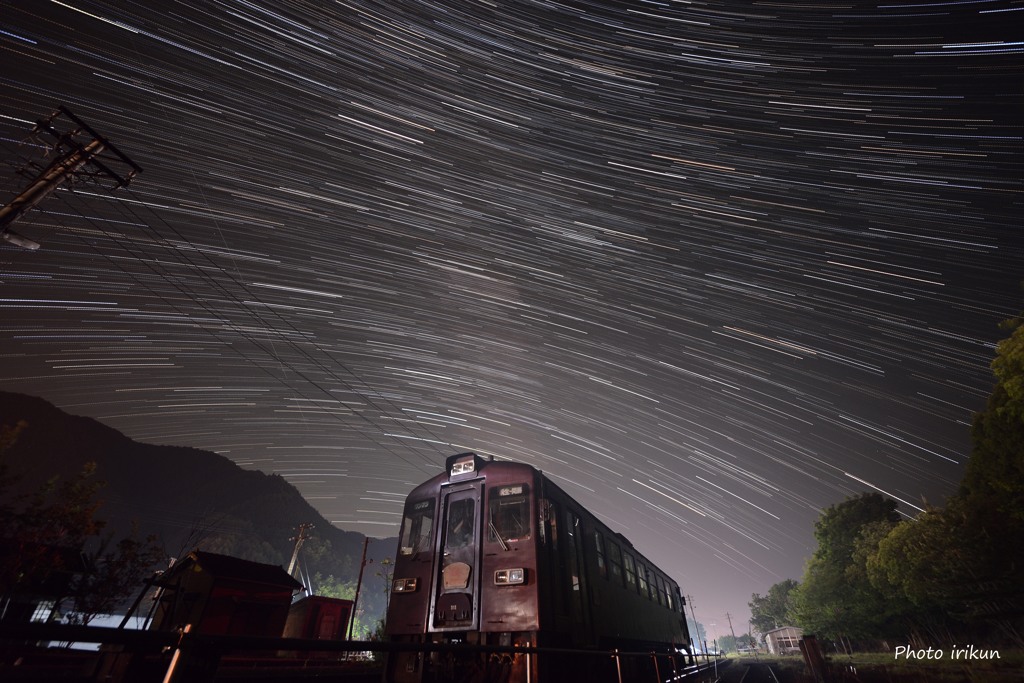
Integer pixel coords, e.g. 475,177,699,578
1,622,718,682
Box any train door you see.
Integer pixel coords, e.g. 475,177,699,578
564,510,592,646
431,485,481,630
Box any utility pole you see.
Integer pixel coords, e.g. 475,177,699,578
377,557,394,615
726,611,738,654
287,522,314,579
687,594,708,665
1,106,141,250
346,536,371,640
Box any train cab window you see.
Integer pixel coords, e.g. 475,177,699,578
623,552,637,591
488,484,531,544
608,542,623,585
666,582,675,610
399,499,435,556
655,575,666,607
593,531,607,578
445,498,474,550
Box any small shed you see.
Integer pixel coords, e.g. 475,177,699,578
149,550,301,638
764,625,803,655
284,595,353,642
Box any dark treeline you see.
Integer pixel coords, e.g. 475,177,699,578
751,314,1024,651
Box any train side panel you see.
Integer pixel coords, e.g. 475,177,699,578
387,477,444,636
538,474,688,650
582,518,688,648
384,475,445,683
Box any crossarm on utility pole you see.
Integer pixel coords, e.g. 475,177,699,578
0,106,141,250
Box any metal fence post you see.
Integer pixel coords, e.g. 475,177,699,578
162,624,220,683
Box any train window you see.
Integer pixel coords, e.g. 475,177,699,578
666,583,675,611
566,511,581,592
608,542,623,585
399,499,434,556
547,501,559,550
623,552,637,591
547,503,566,615
488,484,531,544
637,564,650,599
445,498,474,551
566,512,584,621
593,531,607,579
655,575,666,607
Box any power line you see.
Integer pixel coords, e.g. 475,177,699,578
52,185,449,476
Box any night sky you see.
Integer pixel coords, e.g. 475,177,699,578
1,0,1020,633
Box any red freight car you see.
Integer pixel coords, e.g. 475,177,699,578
384,452,694,682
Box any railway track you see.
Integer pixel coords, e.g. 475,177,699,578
717,661,779,683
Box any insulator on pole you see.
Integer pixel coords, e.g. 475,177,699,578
0,106,141,250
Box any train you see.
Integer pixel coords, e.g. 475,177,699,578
384,452,695,682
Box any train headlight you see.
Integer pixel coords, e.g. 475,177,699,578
392,577,418,593
494,568,525,585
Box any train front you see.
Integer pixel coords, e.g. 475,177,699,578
384,452,540,683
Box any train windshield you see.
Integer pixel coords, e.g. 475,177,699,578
445,498,475,550
399,499,434,556
488,484,531,543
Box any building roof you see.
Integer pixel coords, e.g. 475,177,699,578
292,594,353,607
763,625,803,636
158,550,302,589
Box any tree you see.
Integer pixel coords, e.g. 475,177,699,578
719,632,756,653
686,616,707,650
788,311,1024,647
0,420,26,472
792,493,901,646
66,524,164,625
963,314,1024,532
749,579,798,636
0,460,106,600
312,573,378,639
810,493,899,567
1,425,163,624
312,572,356,601
953,314,1024,634
867,504,970,643
837,312,1024,646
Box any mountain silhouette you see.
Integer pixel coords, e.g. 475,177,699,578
0,391,396,627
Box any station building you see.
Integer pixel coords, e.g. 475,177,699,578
763,625,803,655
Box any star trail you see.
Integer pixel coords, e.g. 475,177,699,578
0,0,1020,627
